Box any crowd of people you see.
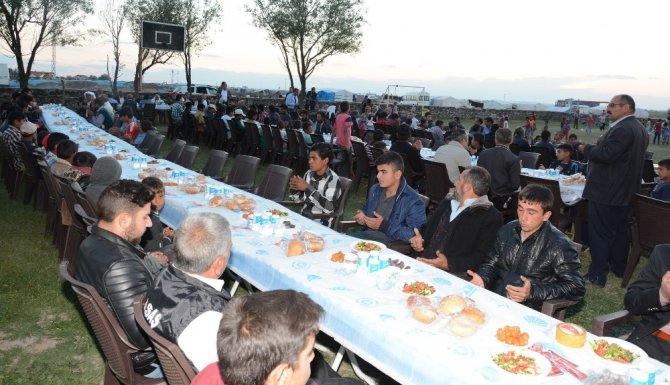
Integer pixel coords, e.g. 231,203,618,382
5,86,670,382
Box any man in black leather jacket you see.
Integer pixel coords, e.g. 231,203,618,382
468,184,585,310
624,244,670,364
76,180,158,350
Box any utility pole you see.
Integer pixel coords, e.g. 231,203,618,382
51,45,57,78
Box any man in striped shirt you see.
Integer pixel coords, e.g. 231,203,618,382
289,143,343,227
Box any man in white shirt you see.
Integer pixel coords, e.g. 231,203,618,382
433,132,471,188
144,212,231,371
285,87,299,111
218,81,229,105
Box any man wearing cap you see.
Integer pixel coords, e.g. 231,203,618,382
231,109,246,145
1,110,27,171
20,120,38,154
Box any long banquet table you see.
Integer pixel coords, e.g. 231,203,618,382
43,105,669,385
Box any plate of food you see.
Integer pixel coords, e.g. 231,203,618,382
350,240,386,254
496,325,530,347
491,349,551,377
267,209,290,217
401,281,436,297
587,336,647,369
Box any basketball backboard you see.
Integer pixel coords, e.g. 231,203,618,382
141,21,185,52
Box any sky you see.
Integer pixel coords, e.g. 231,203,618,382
2,0,670,110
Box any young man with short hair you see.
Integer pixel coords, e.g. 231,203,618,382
351,151,426,243
289,143,343,227
468,184,585,310
651,159,670,202
1,110,26,171
76,180,158,357
546,143,580,175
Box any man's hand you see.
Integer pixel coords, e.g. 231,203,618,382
364,211,384,230
163,227,174,238
506,276,532,303
150,251,169,265
661,271,670,300
418,250,449,270
409,227,424,252
353,210,366,225
467,270,484,287
289,175,309,192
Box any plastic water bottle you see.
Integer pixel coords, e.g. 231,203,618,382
471,155,477,166
368,252,380,273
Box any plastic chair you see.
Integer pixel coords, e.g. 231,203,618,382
59,262,164,385
53,175,87,265
225,155,261,191
518,151,540,169
422,159,454,206
642,159,657,183
176,145,199,170
133,298,197,385
142,104,156,123
163,140,186,163
530,146,554,169
17,145,41,207
351,141,374,193
145,134,166,157
136,131,156,153
621,194,670,287
260,125,274,164
271,127,287,165
255,164,293,202
201,150,228,180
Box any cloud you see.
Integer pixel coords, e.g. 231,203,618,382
586,74,637,80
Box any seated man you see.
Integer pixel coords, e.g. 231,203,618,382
433,132,471,188
75,180,161,360
144,212,232,371
289,143,343,228
651,159,670,202
477,128,520,209
351,151,426,244
624,244,670,364
389,124,423,185
192,290,361,385
410,167,503,278
544,143,580,175
467,184,585,310
533,130,557,159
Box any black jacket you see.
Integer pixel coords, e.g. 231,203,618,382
389,141,424,176
625,244,670,343
145,265,230,344
75,225,156,349
416,196,502,277
477,145,520,197
477,221,585,310
583,115,648,206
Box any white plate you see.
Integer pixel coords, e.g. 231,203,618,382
491,348,551,378
586,336,648,372
350,240,386,254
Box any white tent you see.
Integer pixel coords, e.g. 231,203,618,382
430,96,469,108
587,106,649,119
482,100,512,110
334,89,354,102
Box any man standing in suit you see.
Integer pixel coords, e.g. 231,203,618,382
477,128,521,211
578,94,648,287
625,244,670,364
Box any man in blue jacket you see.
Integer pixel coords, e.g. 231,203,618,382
351,151,426,243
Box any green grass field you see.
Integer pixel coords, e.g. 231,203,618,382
0,117,658,384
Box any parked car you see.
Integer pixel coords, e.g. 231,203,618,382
172,84,219,97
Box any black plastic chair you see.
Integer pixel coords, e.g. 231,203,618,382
642,159,657,183
145,134,165,157
201,150,228,179
519,151,540,169
255,164,293,202
260,125,274,164
530,146,554,169
351,141,374,193
422,159,454,206
136,131,156,153
225,155,261,191
176,145,199,170
520,175,572,231
271,127,287,165
163,139,186,163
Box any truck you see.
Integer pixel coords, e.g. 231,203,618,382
0,63,9,87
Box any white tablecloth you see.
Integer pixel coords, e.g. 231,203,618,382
521,168,585,206
42,105,669,385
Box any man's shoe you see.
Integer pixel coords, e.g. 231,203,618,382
585,273,606,288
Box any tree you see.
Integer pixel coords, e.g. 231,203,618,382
125,0,182,94
99,0,125,97
0,0,93,88
246,0,365,103
180,0,222,90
